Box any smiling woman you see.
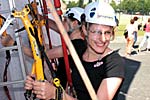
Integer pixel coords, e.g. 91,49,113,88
73,2,125,100
88,24,113,48
24,1,125,100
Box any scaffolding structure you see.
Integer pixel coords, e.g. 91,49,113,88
0,0,29,99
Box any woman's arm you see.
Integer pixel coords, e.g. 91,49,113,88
0,34,66,59
46,46,66,60
97,77,123,100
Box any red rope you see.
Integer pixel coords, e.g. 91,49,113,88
42,0,52,48
54,0,73,87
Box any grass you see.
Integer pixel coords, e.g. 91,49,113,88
114,14,148,36
115,24,145,36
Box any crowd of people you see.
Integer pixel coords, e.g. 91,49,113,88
124,15,150,56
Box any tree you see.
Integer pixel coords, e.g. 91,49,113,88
117,0,150,15
89,0,92,3
62,0,85,8
78,0,84,7
110,0,118,11
67,1,79,8
143,0,150,15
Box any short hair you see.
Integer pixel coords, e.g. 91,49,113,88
148,18,150,22
68,16,81,25
133,16,138,21
130,19,134,24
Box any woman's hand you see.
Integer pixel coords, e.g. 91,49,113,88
32,80,56,100
24,75,35,90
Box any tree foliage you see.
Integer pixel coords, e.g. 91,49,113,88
78,0,84,7
63,0,150,15
62,0,88,8
62,0,84,8
112,0,150,15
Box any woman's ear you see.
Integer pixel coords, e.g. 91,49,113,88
72,20,78,27
82,25,88,36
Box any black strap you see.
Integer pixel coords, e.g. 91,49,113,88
55,87,63,100
3,50,12,100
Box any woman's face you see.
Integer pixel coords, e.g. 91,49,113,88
86,24,113,54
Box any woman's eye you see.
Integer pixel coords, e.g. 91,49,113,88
105,32,111,35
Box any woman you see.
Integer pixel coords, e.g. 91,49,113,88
138,18,150,52
133,16,139,47
25,1,125,100
125,19,136,56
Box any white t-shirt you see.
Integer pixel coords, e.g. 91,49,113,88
133,21,139,31
126,23,136,38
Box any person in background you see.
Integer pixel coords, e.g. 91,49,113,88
138,18,150,52
24,1,125,100
54,7,85,89
133,16,139,48
125,19,136,56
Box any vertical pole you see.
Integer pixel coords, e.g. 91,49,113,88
46,0,98,99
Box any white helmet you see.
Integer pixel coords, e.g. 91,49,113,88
84,1,116,26
64,7,84,22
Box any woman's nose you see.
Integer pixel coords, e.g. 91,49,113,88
99,33,106,42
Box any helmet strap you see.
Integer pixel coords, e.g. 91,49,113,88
86,23,90,36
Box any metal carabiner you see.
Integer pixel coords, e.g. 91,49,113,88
0,15,15,36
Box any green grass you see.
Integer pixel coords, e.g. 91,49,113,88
115,14,147,36
115,25,145,36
